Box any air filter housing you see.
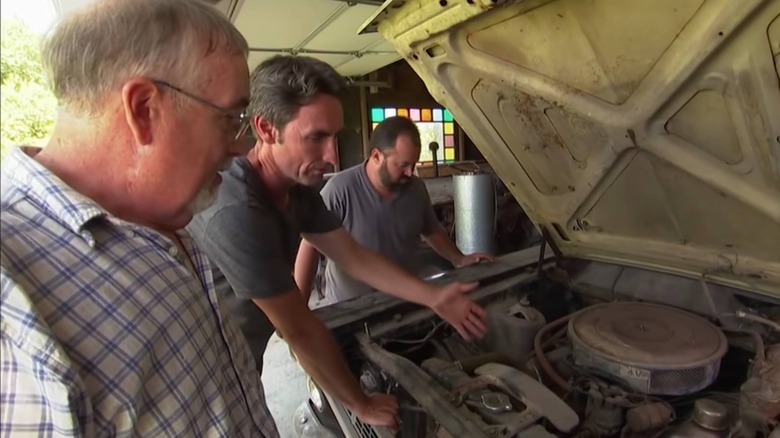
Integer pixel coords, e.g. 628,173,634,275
568,302,728,396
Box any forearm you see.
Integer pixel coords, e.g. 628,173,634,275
307,229,439,308
294,239,321,303
304,230,488,342
276,310,368,411
422,227,464,266
339,245,439,307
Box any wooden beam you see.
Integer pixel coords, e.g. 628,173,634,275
359,84,370,159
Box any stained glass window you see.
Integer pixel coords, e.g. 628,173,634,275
370,106,457,165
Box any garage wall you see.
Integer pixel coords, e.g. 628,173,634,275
336,59,437,169
338,87,365,170
364,61,439,109
336,60,487,170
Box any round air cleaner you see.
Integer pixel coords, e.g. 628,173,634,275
567,302,728,395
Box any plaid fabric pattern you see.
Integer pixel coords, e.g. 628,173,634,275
0,147,279,438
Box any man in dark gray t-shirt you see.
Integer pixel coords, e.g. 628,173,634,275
187,55,489,431
295,117,494,306
187,155,340,371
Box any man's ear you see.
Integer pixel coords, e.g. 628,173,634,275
254,115,278,145
369,148,383,163
122,78,158,146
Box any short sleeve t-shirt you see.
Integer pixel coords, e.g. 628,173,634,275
187,157,340,371
320,163,439,304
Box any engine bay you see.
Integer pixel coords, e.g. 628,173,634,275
337,261,780,438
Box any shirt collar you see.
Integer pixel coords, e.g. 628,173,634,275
2,146,108,236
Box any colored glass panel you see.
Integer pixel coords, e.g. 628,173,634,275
444,122,454,135
384,108,396,118
409,108,421,121
372,123,378,130
421,109,432,121
444,135,455,147
371,108,384,122
443,109,454,122
432,108,443,122
397,108,409,118
445,148,455,161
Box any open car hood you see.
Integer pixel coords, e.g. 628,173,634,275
361,0,780,296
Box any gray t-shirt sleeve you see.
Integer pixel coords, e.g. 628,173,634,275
199,205,294,299
298,185,342,234
318,179,346,223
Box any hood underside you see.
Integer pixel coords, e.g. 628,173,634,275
363,0,780,296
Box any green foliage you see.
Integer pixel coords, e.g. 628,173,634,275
1,19,57,160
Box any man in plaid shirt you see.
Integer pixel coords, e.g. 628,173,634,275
0,0,278,436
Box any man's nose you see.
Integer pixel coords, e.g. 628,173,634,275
323,138,338,164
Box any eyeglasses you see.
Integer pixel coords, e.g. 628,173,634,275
153,80,250,140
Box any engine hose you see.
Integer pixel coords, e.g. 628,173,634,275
544,325,569,349
534,314,572,391
735,310,780,333
722,327,766,366
523,324,568,364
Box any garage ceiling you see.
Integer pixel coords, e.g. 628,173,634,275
53,0,402,77
230,0,400,77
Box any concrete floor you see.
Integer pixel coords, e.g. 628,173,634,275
262,333,309,438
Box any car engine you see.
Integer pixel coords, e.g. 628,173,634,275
330,262,780,438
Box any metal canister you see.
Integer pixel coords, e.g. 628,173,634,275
663,399,730,438
453,172,496,255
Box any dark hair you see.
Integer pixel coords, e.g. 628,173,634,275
369,116,421,154
247,55,347,134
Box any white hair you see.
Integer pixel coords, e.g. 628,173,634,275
42,0,248,115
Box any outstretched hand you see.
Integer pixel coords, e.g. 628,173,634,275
354,393,399,434
431,282,488,341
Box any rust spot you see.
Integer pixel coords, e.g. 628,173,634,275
512,92,566,151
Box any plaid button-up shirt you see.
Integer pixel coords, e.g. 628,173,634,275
0,147,279,437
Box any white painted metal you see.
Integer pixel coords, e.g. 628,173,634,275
52,0,402,77
366,0,780,296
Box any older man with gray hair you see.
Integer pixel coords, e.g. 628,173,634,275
0,0,278,436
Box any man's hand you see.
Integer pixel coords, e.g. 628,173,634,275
431,282,488,341
354,393,399,433
456,252,495,268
